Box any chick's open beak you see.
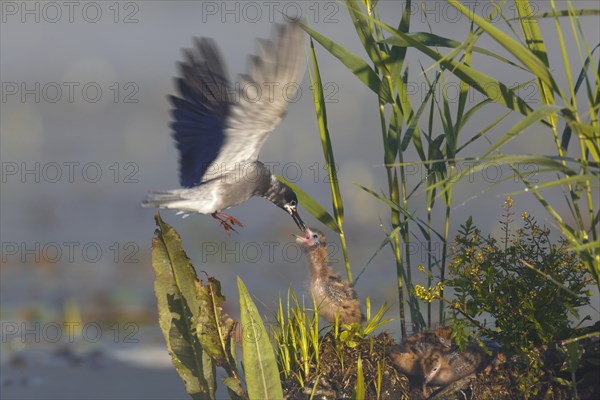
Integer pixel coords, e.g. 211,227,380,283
294,227,312,245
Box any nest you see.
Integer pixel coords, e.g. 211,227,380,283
282,332,410,399
281,327,599,400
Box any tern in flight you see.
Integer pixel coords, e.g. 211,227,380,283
143,22,307,234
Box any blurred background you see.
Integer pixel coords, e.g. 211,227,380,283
1,1,598,398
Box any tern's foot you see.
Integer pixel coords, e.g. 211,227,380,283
213,211,244,227
211,212,243,235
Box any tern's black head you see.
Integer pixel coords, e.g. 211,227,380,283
274,185,306,231
262,175,306,231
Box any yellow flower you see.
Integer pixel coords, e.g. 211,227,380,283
521,212,528,220
414,284,426,297
469,266,479,276
418,264,425,272
414,284,440,303
504,196,513,209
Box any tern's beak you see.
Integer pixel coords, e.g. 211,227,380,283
289,207,306,231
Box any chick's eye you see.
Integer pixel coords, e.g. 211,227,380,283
312,234,318,240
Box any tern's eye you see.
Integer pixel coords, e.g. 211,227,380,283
289,200,296,206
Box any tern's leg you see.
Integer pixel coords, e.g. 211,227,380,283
211,213,236,235
211,212,240,235
213,211,244,227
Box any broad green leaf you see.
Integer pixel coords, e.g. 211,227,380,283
480,104,562,159
511,9,600,20
357,184,444,241
566,120,600,161
401,71,439,153
382,32,527,70
567,240,600,252
299,23,391,103
508,174,600,195
424,153,579,194
276,175,340,234
363,302,393,336
456,110,512,154
560,44,600,151
347,2,387,75
565,342,584,372
439,71,457,158
195,276,244,399
371,18,538,119
308,36,353,281
390,170,401,229
308,38,345,226
223,377,246,400
448,0,562,98
151,212,213,400
202,352,216,400
388,0,412,91
345,1,421,160
345,4,544,126
516,0,555,109
353,357,365,400
454,30,473,136
238,277,283,400
386,97,402,164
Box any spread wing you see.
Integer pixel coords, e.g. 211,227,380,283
170,23,305,188
170,37,231,188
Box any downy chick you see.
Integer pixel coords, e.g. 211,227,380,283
295,227,364,324
389,326,454,378
421,344,489,395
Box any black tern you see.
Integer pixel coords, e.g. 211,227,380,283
143,22,306,234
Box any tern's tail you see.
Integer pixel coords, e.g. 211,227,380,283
142,189,195,210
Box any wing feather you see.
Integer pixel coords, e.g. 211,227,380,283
170,23,305,187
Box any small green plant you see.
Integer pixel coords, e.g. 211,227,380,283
337,298,393,349
446,198,593,354
273,292,398,398
561,341,584,398
273,289,322,387
416,199,594,397
151,213,283,400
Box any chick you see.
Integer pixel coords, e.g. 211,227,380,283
389,347,424,377
421,344,489,396
389,326,454,378
295,227,364,324
405,326,454,351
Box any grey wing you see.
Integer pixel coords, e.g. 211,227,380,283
170,37,233,188
204,22,305,179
